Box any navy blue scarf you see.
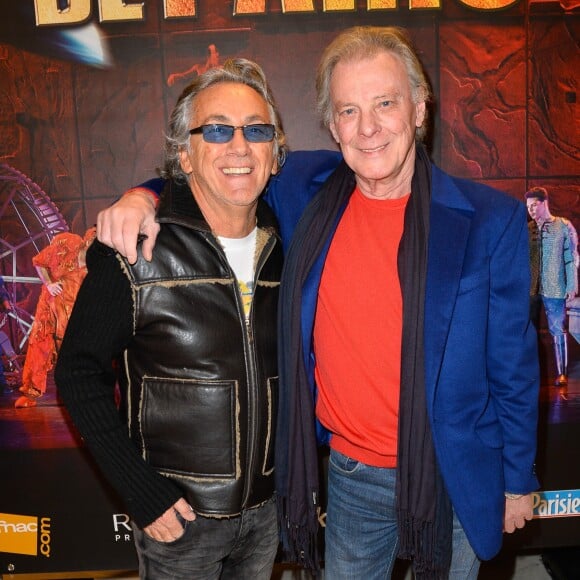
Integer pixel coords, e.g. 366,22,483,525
276,145,452,577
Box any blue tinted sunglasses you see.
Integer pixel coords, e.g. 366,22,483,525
189,123,276,143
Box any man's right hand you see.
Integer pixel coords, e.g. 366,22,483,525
503,493,533,533
143,497,196,542
97,188,160,264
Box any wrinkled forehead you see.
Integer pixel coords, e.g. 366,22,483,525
333,50,406,77
329,52,411,101
194,82,272,123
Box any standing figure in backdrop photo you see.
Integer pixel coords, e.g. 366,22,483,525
526,186,579,387
56,59,286,579
15,228,95,408
95,27,540,579
0,277,20,393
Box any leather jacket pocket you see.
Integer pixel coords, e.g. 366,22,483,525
140,376,238,479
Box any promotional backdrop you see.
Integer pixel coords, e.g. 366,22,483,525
0,0,578,576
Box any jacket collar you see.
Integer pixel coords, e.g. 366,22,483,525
156,178,279,233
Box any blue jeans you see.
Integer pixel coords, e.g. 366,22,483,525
132,498,278,579
324,450,480,579
541,297,567,337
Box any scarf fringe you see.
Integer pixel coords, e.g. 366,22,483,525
277,494,321,574
397,508,452,580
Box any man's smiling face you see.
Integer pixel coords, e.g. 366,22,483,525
179,81,277,217
329,51,425,199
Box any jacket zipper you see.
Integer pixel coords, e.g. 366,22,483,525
204,229,277,509
241,231,276,507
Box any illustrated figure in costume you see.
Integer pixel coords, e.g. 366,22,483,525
525,186,578,387
15,228,95,408
95,27,539,579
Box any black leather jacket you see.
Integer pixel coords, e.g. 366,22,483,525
122,180,282,516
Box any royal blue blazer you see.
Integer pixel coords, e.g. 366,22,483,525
266,149,540,560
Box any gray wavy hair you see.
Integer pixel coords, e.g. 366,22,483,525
162,58,288,182
316,26,432,142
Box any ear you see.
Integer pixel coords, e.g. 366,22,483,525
415,100,426,129
179,147,192,174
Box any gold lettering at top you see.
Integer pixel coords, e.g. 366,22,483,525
99,0,145,22
34,0,91,26
164,0,197,18
33,0,525,26
409,0,442,8
323,0,355,11
367,0,398,8
458,0,518,7
233,0,267,14
283,0,316,11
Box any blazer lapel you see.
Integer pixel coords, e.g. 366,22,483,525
424,168,474,407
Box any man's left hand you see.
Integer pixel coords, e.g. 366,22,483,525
504,494,533,533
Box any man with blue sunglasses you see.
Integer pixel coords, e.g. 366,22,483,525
56,58,288,579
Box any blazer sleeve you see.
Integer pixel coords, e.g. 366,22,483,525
486,200,540,494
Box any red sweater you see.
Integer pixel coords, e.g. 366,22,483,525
314,187,408,467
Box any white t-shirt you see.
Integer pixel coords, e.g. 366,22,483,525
218,227,257,318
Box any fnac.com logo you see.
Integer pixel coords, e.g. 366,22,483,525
0,513,37,556
0,513,50,556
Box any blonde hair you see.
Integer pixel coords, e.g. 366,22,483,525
316,26,432,141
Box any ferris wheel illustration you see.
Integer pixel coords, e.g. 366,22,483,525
0,163,69,353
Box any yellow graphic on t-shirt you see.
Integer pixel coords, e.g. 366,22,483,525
239,280,254,318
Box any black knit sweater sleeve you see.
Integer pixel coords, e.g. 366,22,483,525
54,241,183,528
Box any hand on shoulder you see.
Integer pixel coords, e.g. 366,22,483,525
97,188,160,264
